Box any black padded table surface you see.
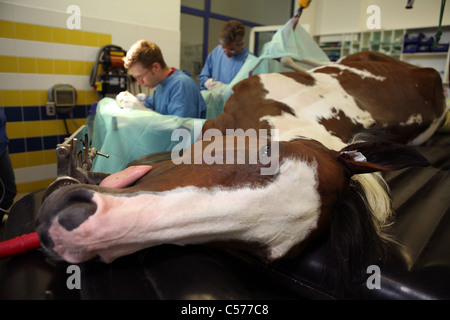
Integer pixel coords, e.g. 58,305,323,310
1,132,449,300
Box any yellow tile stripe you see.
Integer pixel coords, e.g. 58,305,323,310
0,56,96,75
1,90,98,106
0,20,112,47
6,118,87,140
0,19,112,194
0,20,112,193
16,178,56,194
10,149,59,169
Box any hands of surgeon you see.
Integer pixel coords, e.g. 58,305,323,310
115,91,150,110
205,78,225,90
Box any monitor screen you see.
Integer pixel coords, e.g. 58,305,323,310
54,87,76,106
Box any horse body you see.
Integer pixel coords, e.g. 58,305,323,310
205,52,445,148
37,52,446,269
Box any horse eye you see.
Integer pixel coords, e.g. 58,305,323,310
262,145,271,157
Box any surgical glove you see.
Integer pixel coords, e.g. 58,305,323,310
116,91,149,110
205,78,224,90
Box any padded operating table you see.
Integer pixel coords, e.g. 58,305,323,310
0,131,449,300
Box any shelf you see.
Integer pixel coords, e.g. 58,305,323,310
314,26,449,84
402,52,448,57
320,47,341,51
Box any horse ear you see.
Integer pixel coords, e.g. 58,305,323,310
337,141,430,176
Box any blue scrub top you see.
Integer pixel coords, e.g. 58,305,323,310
145,69,206,119
0,109,9,155
198,45,250,90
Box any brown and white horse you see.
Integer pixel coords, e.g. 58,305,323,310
36,52,446,281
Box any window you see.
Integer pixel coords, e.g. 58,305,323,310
180,0,294,82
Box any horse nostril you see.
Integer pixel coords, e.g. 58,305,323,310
37,186,97,233
36,186,97,261
49,187,97,231
58,201,97,231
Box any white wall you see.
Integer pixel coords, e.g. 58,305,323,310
0,0,181,67
210,0,292,26
0,0,181,193
0,0,180,30
359,0,450,31
302,0,450,35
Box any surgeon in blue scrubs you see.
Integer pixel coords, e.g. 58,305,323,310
0,108,17,218
198,20,250,90
124,40,206,119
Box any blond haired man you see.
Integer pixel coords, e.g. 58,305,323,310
125,40,206,118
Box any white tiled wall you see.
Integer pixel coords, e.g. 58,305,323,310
0,0,181,68
0,0,181,193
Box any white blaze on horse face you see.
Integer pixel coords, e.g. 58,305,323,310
258,72,377,150
47,159,321,263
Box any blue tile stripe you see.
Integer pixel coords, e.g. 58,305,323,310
9,134,70,154
4,104,90,122
4,104,89,154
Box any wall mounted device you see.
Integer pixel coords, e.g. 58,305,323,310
89,44,128,99
47,84,78,135
47,84,77,114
